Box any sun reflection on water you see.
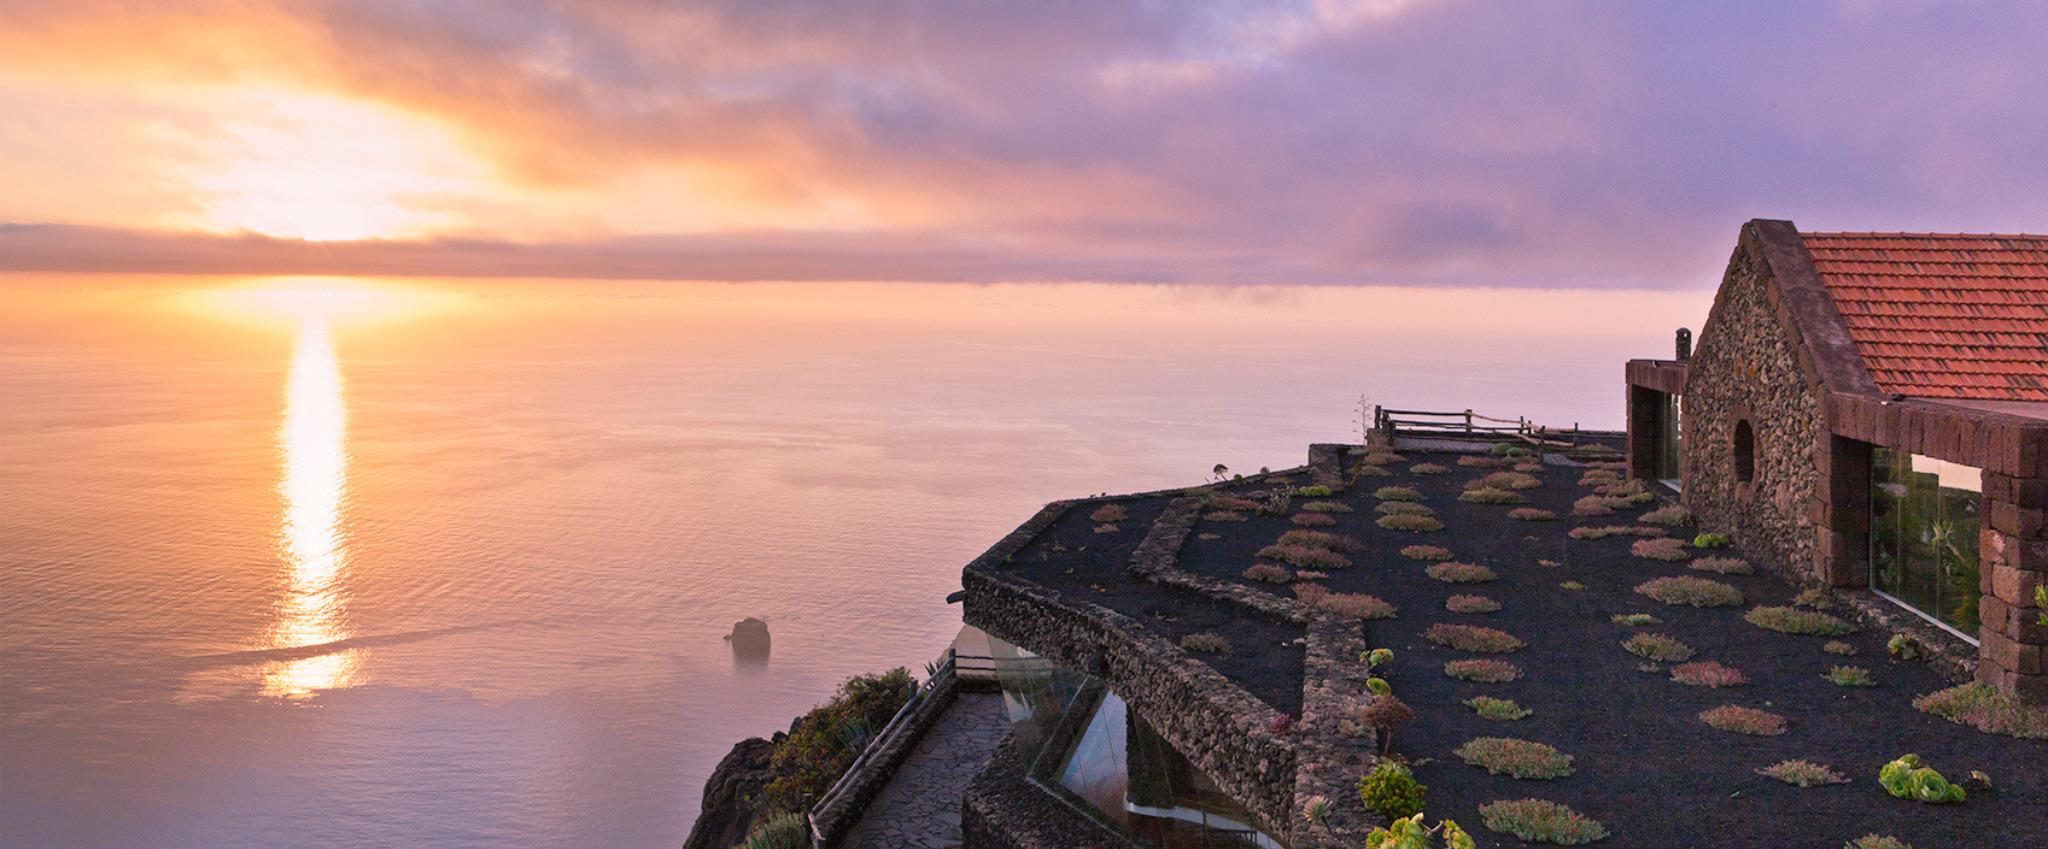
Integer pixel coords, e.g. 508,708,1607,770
264,316,357,697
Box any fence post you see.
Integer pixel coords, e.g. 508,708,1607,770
1464,409,1474,434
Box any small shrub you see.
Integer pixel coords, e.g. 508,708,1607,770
1571,496,1616,517
1638,504,1689,525
1357,760,1427,821
1489,442,1524,457
1411,462,1451,475
1278,529,1357,551
1377,501,1436,516
1426,623,1524,653
739,813,811,849
1878,754,1966,803
1259,543,1352,570
1699,704,1787,736
1295,584,1397,619
1568,524,1620,539
1353,464,1392,477
1375,486,1423,502
1635,576,1743,607
1823,640,1857,656
1793,588,1835,609
1630,537,1689,561
1744,606,1856,636
1445,659,1522,683
1296,569,1328,581
1401,544,1454,561
1093,523,1119,533
1088,504,1129,523
1609,613,1660,626
1197,532,1222,540
1203,510,1248,522
1692,532,1732,548
1558,580,1585,591
1689,556,1752,575
1577,469,1622,487
1887,634,1921,660
1298,794,1330,825
1670,661,1747,687
1242,563,1294,583
1458,454,1511,468
1600,479,1652,502
1363,450,1406,465
1378,513,1446,532
1477,799,1607,845
1203,494,1262,512
1755,759,1848,787
1365,648,1394,670
1301,500,1354,513
1537,559,1560,568
1824,666,1875,687
1465,696,1531,720
1847,837,1915,849
1290,512,1336,527
1469,471,1542,491
1913,682,2048,739
1180,632,1231,654
1459,487,1525,505
1446,594,1501,614
1427,562,1498,584
1454,737,1574,779
1299,484,1334,497
1508,507,1558,521
1622,633,1694,663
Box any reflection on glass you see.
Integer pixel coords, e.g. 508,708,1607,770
1871,448,1982,639
985,635,1281,849
1655,393,1683,486
263,318,358,696
1058,692,1282,849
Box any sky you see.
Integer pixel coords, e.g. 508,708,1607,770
2,0,2044,287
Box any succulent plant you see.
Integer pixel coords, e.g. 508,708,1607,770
1878,754,1965,804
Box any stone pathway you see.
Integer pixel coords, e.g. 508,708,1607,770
839,691,1009,849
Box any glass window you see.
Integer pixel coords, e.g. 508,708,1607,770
1870,449,1982,639
1655,393,1683,486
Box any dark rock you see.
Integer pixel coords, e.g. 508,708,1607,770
682,736,775,849
727,617,771,665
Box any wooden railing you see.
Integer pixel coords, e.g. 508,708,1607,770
1371,405,1613,449
1373,405,1530,439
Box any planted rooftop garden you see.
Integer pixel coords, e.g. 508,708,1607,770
970,442,2047,848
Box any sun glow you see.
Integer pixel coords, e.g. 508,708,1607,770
263,316,358,697
188,277,457,328
168,90,483,241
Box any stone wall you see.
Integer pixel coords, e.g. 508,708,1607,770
960,567,1298,839
809,668,962,846
1679,233,1826,581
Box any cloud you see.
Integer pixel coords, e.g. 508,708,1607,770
2,1,2045,287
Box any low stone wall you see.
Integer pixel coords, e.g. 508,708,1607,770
1126,495,1311,624
960,568,1297,839
1292,616,1377,848
809,668,963,846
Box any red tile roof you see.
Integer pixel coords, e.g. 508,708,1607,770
1801,231,2048,401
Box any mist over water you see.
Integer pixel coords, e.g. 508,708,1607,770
0,276,1707,849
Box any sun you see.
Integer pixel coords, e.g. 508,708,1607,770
171,89,482,241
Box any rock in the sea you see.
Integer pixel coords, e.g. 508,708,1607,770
726,617,771,664
682,736,776,849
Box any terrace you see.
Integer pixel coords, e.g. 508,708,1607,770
959,436,2048,849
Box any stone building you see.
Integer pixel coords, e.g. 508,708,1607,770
1626,220,2048,701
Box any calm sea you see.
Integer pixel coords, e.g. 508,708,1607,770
0,275,1708,848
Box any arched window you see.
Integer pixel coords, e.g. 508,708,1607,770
1733,419,1756,484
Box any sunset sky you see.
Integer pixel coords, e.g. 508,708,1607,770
3,0,2044,287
